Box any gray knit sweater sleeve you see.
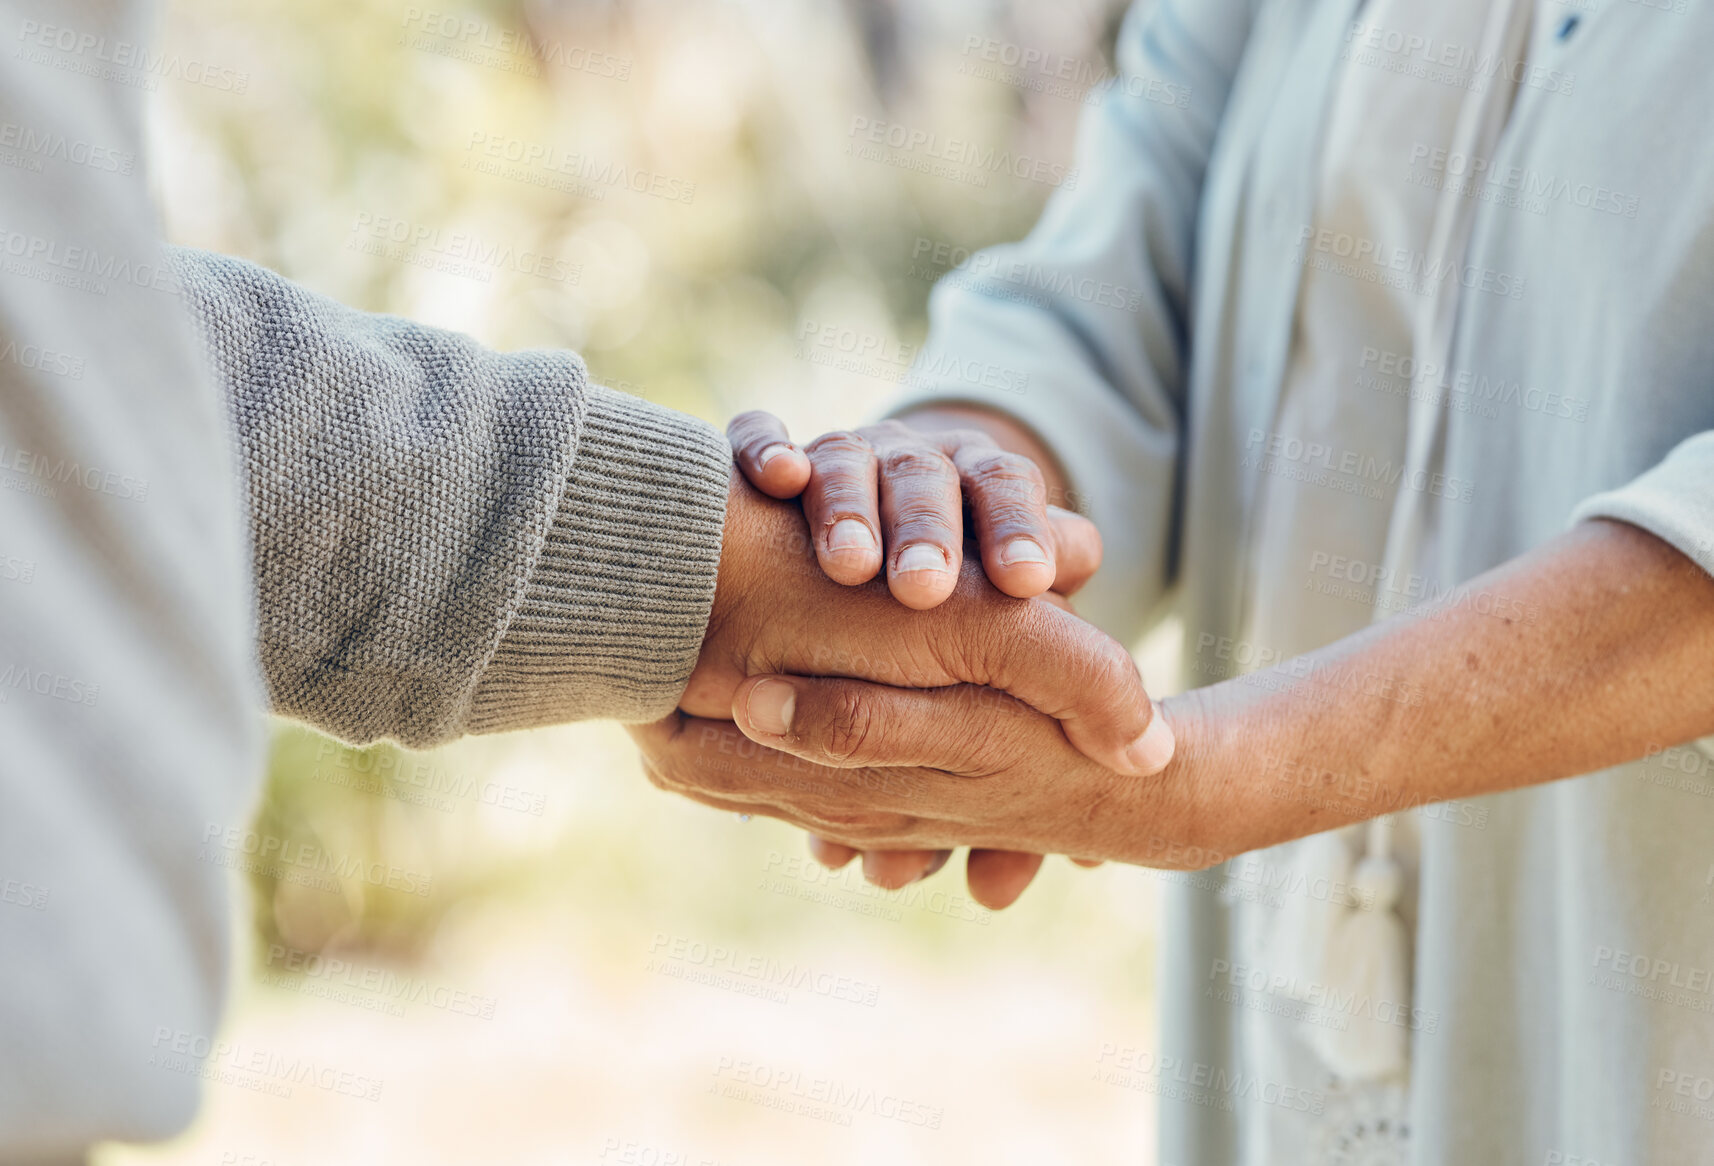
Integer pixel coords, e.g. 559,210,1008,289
170,247,730,747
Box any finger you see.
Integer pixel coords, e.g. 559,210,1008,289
965,849,1044,910
967,598,1175,778
733,674,1041,774
808,836,858,869
946,442,1058,600
874,443,962,610
627,718,799,818
861,849,946,890
1038,590,1074,612
727,411,811,499
803,431,884,585
1069,857,1106,869
1047,507,1102,596
629,715,922,841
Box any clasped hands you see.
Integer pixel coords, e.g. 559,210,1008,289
629,410,1225,909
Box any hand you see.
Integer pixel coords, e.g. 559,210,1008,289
727,410,1099,610
727,408,1104,896
800,837,1070,912
636,469,1172,908
631,672,1231,884
681,468,1174,780
727,406,1098,895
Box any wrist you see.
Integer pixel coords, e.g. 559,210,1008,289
1131,683,1303,868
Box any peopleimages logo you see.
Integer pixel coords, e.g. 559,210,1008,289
399,8,632,80
199,823,433,897
647,932,881,1007
1295,225,1525,301
0,227,180,296
263,943,498,1019
0,662,98,708
1341,21,1575,96
908,236,1150,315
956,36,1191,110
14,19,250,93
0,336,85,381
0,119,135,175
346,213,581,286
149,1027,383,1102
1407,143,1640,219
1093,1042,1327,1115
1243,427,1477,505
0,440,150,502
463,132,696,205
846,117,1078,189
711,1057,944,1129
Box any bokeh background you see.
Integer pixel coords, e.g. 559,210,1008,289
99,1,1177,1162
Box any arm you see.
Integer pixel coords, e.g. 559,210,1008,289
171,248,731,747
172,249,1169,768
1163,519,1714,859
634,519,1714,869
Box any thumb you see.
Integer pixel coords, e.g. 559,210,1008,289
727,410,811,498
932,593,1176,777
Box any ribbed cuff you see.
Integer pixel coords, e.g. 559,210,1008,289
467,384,731,730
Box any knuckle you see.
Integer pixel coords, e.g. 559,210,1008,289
979,498,1044,538
966,449,1043,485
822,687,877,763
862,419,914,443
1086,636,1143,705
815,476,879,520
890,497,958,537
807,430,873,461
964,451,1046,504
881,447,957,483
954,696,1026,771
728,409,773,434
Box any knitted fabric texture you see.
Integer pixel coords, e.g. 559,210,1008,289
172,248,730,746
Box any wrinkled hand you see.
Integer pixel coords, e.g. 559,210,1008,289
632,672,1229,888
727,411,1097,609
724,410,1109,899
680,468,1173,779
634,468,1173,908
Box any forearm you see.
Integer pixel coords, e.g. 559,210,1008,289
171,248,731,746
1163,519,1714,859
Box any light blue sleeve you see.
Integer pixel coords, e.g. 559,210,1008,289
1572,430,1714,576
890,0,1259,643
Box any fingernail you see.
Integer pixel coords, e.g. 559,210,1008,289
861,851,882,884
756,443,792,470
895,544,948,574
746,679,796,736
828,518,877,554
1000,537,1049,566
1123,706,1176,775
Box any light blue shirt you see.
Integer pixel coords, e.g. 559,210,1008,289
897,1,1714,1161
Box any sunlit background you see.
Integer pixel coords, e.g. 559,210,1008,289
99,1,1178,1162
